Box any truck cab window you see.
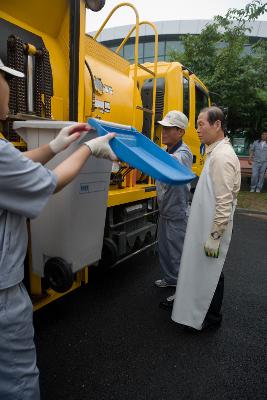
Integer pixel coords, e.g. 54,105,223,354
195,84,209,127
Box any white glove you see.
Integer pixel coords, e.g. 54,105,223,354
204,235,221,258
84,133,117,161
49,123,90,154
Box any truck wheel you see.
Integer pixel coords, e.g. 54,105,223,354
99,238,118,269
44,257,74,293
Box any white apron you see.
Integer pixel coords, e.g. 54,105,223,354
171,141,236,330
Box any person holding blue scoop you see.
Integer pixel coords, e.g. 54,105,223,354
0,58,116,400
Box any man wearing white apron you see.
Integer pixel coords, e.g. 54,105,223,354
171,106,241,331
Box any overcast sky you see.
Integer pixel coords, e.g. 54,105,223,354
86,0,267,33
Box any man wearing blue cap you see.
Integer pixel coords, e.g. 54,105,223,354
154,110,193,303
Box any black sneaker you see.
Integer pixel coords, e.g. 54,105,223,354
183,317,222,333
159,294,175,310
201,317,222,331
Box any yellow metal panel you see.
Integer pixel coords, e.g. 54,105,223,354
83,65,94,120
32,280,84,311
0,4,70,121
108,185,156,207
56,7,70,120
84,37,143,131
0,0,68,38
166,63,183,111
85,35,130,75
51,96,64,120
29,273,42,296
188,75,207,175
78,2,86,122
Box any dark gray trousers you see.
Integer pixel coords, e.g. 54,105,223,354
251,161,267,191
157,215,188,285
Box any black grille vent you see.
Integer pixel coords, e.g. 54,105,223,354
141,78,165,139
155,88,164,119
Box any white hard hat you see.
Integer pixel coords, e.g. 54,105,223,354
0,58,24,78
158,110,188,130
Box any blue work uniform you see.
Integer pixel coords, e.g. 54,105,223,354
156,141,193,285
0,139,57,400
250,140,267,192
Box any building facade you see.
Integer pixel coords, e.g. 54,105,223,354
89,19,267,64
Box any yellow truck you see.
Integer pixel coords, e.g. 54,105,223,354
0,0,210,309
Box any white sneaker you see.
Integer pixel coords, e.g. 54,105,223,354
154,279,176,288
250,189,255,192
166,294,176,302
255,189,261,193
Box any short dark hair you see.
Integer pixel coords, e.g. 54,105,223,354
258,131,267,142
200,106,225,131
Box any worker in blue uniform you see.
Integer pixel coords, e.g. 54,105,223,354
154,110,193,296
249,131,267,192
0,58,117,400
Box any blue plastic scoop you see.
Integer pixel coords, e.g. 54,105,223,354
88,118,196,185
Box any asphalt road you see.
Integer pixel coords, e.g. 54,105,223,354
34,210,267,400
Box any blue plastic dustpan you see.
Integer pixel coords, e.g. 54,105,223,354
88,118,196,185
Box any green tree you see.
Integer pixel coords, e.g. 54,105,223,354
168,0,267,141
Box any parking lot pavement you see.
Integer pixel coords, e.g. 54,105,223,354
35,210,267,400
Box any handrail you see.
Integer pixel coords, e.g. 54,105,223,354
93,2,139,41
115,20,157,57
93,5,158,142
115,21,158,142
93,2,140,127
